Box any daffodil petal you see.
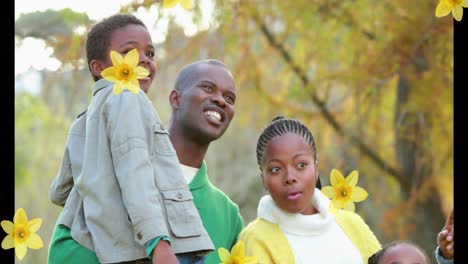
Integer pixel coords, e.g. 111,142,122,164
26,233,43,249
113,83,125,95
125,49,139,68
345,170,359,186
320,186,335,199
180,0,192,10
463,0,468,7
350,186,368,202
27,218,42,233
330,169,345,186
101,67,117,81
231,240,245,257
343,200,355,212
110,51,123,67
452,6,463,21
1,234,14,249
435,2,452,17
14,208,28,225
127,79,141,94
331,199,344,209
163,0,179,8
218,247,230,262
134,66,150,79
1,220,13,234
15,243,27,260
244,256,259,264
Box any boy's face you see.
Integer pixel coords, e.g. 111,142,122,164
175,64,236,142
261,133,318,215
105,24,156,93
379,244,428,264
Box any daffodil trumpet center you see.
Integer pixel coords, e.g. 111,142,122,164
117,64,134,81
13,224,30,244
446,0,462,7
335,185,352,200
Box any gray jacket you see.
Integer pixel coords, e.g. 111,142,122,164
49,79,214,263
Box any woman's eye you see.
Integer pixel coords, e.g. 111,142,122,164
270,167,280,173
297,162,307,168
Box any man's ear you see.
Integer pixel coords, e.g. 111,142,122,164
169,90,181,109
89,59,106,79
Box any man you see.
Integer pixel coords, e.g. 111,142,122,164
48,59,243,264
167,59,244,264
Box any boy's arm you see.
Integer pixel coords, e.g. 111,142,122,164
435,247,454,264
49,110,87,207
436,208,454,262
49,145,73,207
151,239,178,264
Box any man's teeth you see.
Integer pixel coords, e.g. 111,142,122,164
205,110,221,121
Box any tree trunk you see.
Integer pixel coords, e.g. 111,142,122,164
394,72,445,256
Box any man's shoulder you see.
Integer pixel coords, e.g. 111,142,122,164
206,183,239,208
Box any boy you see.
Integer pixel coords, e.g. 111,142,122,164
48,13,213,264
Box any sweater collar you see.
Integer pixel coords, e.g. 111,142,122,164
188,160,210,190
258,189,335,235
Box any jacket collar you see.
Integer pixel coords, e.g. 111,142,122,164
92,79,113,96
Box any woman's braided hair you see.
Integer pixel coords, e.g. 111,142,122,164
256,115,321,188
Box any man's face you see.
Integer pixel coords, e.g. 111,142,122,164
176,64,237,143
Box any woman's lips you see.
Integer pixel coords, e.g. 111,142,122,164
287,191,302,200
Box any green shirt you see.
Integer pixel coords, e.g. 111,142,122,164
190,161,244,264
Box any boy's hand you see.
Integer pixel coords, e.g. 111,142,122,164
152,240,178,264
437,208,454,260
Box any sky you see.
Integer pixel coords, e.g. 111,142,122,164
15,0,214,79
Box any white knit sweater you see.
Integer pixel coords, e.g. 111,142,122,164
258,189,364,264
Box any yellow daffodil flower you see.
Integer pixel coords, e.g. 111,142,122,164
163,0,192,10
435,0,468,21
101,48,149,95
1,208,43,260
218,240,258,264
321,169,368,212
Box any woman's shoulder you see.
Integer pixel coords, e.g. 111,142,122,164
240,218,280,237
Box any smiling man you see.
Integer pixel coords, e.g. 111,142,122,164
167,59,244,264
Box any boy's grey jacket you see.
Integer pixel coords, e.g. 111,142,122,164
49,79,214,263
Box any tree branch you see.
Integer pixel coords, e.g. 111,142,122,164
254,15,409,188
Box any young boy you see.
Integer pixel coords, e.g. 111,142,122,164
368,241,431,264
48,13,213,264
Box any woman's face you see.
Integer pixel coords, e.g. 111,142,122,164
261,132,318,215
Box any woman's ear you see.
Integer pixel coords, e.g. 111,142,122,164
89,59,106,80
169,90,181,109
259,172,268,191
315,163,321,189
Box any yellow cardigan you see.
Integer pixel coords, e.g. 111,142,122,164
239,209,381,264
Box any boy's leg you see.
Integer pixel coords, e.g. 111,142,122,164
48,221,100,264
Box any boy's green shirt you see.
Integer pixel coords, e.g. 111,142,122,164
49,161,244,264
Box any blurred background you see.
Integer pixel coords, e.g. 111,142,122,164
14,0,453,263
